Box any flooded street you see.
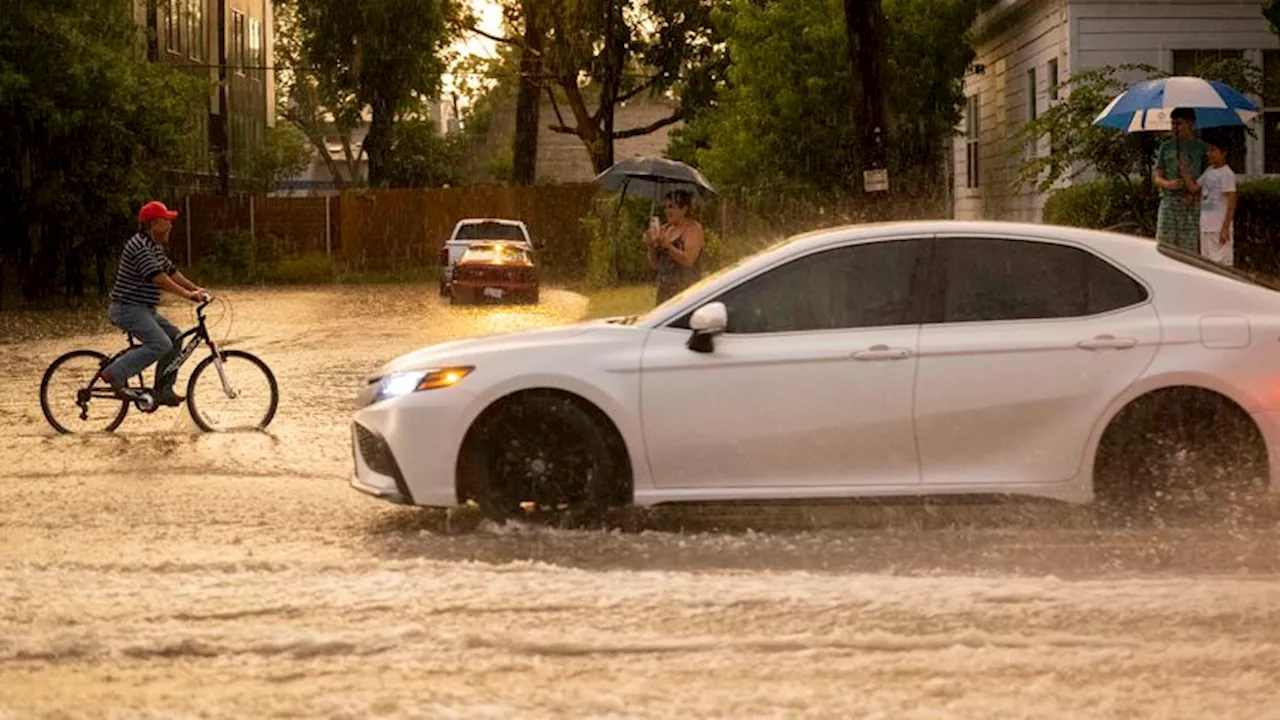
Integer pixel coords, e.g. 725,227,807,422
3,285,1280,718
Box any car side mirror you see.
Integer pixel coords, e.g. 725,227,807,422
687,302,727,353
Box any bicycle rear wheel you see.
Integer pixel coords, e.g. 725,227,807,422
40,350,130,434
187,349,278,432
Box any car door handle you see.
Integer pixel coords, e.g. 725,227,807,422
1077,334,1138,350
852,344,912,361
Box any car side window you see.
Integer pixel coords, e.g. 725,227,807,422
715,240,923,334
941,237,1148,323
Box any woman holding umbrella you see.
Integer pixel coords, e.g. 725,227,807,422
1153,108,1208,253
643,189,705,304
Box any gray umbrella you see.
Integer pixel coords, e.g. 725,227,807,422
593,156,717,203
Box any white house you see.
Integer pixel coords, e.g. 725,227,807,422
955,0,1280,222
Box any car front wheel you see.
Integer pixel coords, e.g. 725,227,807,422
457,391,624,524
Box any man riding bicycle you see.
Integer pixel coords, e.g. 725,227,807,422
97,200,208,406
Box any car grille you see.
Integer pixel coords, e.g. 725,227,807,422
354,422,401,480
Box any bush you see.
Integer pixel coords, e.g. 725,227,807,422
1236,178,1280,274
268,252,337,284
1043,178,1280,276
582,195,726,289
1042,180,1159,235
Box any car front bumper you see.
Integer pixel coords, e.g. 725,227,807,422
350,387,478,508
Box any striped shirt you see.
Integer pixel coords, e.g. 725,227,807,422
110,232,177,307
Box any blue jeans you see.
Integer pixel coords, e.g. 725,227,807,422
102,303,183,392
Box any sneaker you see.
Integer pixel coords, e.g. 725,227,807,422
99,372,141,401
155,388,185,407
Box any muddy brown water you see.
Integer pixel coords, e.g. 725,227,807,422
2,285,1279,718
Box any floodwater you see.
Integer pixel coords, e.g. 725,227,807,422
2,286,1280,719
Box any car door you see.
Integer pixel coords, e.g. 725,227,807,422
912,235,1160,487
639,238,929,490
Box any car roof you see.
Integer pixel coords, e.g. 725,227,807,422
455,218,526,226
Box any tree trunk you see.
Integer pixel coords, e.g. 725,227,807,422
845,0,889,216
366,93,394,187
512,0,542,186
213,0,231,195
596,0,623,174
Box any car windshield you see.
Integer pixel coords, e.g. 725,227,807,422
455,222,526,241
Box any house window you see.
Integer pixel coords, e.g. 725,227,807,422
232,11,246,76
249,17,262,82
187,0,203,61
1264,51,1280,175
965,94,980,188
1047,58,1059,101
1027,67,1037,121
1172,49,1247,171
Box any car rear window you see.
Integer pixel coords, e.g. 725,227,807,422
456,222,526,241
1158,244,1280,292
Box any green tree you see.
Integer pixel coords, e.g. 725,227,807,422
292,0,460,186
381,120,465,187
677,0,980,196
0,0,205,305
1014,58,1263,193
275,0,365,188
474,0,730,174
246,123,314,195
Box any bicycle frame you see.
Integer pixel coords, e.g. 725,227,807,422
88,299,236,402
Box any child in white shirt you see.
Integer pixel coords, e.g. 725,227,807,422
1182,134,1237,266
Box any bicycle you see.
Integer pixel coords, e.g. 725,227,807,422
39,296,279,434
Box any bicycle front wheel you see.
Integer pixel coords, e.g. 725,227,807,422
187,349,279,432
40,350,130,434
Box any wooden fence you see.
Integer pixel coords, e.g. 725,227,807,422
174,183,947,276
176,184,601,273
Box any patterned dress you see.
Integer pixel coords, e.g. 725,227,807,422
1154,137,1208,253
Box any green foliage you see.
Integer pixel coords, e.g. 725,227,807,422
1015,57,1263,192
0,0,208,305
582,196,725,289
486,0,730,173
295,0,460,186
677,0,980,195
1041,180,1159,235
246,123,314,195
381,119,465,188
1042,178,1280,276
1235,179,1280,273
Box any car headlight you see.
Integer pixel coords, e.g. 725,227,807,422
375,366,473,401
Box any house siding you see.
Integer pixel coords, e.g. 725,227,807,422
1070,0,1280,179
955,0,1069,221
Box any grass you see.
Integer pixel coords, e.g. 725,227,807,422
580,284,655,320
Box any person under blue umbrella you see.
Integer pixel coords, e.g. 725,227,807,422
1152,107,1209,253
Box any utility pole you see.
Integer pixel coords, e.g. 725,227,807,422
844,0,890,217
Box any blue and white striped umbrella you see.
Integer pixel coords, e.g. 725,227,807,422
1093,76,1258,132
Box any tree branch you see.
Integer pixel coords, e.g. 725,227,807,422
616,74,662,105
544,85,569,131
612,110,684,139
466,23,541,57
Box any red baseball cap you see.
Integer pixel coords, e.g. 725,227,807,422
138,200,179,224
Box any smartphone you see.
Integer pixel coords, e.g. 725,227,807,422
648,216,661,233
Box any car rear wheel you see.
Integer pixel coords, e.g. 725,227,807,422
1093,388,1268,521
457,391,626,524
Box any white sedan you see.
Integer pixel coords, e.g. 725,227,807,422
351,220,1280,518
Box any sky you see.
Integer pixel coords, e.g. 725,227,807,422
442,0,505,100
